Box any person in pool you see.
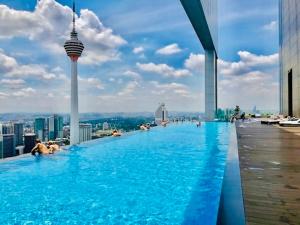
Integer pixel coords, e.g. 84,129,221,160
47,141,61,154
31,139,50,155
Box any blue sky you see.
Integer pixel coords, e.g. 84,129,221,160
0,0,279,113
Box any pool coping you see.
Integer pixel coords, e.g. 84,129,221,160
217,124,246,225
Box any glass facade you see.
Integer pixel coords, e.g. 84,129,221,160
279,0,300,116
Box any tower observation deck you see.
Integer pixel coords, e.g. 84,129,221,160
64,1,84,145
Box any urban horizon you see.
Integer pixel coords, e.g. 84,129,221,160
0,0,279,113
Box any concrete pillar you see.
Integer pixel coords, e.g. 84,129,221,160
205,50,217,121
70,60,79,145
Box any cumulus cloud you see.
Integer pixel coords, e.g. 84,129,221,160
219,51,278,76
137,62,191,78
133,46,144,54
123,70,142,80
217,51,279,110
0,92,9,99
78,76,104,90
12,87,36,97
150,81,191,97
156,43,182,55
117,80,139,96
0,50,62,80
0,0,127,65
0,79,25,89
263,20,278,32
184,53,205,71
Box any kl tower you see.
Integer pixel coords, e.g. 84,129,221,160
64,1,84,145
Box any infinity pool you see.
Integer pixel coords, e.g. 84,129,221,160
0,123,230,225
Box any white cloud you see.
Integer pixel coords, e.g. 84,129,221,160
117,80,139,96
47,93,54,98
0,0,127,65
78,76,104,90
137,62,191,78
0,50,61,80
150,81,191,97
133,46,144,54
0,79,25,89
0,92,9,99
156,43,182,55
217,51,279,110
123,70,142,80
218,51,278,76
263,20,278,32
12,87,36,97
184,53,205,71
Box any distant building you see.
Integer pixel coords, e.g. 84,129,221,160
2,123,14,134
155,103,168,125
48,115,64,141
23,134,36,154
1,134,15,158
14,123,24,146
34,118,46,141
79,124,92,143
103,122,109,130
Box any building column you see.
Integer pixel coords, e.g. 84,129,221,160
70,60,79,145
205,50,217,121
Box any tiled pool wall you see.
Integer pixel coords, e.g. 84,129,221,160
217,124,246,225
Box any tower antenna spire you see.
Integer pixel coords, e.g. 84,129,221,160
72,0,75,31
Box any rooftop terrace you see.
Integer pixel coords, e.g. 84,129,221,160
236,122,300,225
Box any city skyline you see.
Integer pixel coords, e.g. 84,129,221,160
0,0,278,113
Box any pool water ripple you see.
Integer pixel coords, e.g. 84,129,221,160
0,123,230,225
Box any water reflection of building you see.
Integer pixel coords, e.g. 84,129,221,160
155,103,168,125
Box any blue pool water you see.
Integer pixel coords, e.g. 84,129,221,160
0,123,230,225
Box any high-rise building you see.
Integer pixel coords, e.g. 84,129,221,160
79,124,92,143
34,118,46,141
48,115,64,141
2,134,15,158
14,123,24,146
23,134,36,154
155,103,169,125
180,0,218,120
48,116,55,141
103,122,109,130
2,123,14,134
279,0,300,117
64,1,84,145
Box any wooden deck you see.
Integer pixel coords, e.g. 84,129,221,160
236,122,300,225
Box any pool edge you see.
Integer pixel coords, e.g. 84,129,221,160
217,124,246,225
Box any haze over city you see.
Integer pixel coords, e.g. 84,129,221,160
0,0,278,113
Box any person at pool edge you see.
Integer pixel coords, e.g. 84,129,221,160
31,139,50,155
31,140,61,155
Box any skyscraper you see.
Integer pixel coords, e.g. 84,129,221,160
155,103,169,125
279,0,300,117
2,123,14,134
34,118,46,141
14,123,24,146
79,124,92,143
180,0,218,120
2,134,15,158
23,134,36,154
64,1,84,145
48,115,64,141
